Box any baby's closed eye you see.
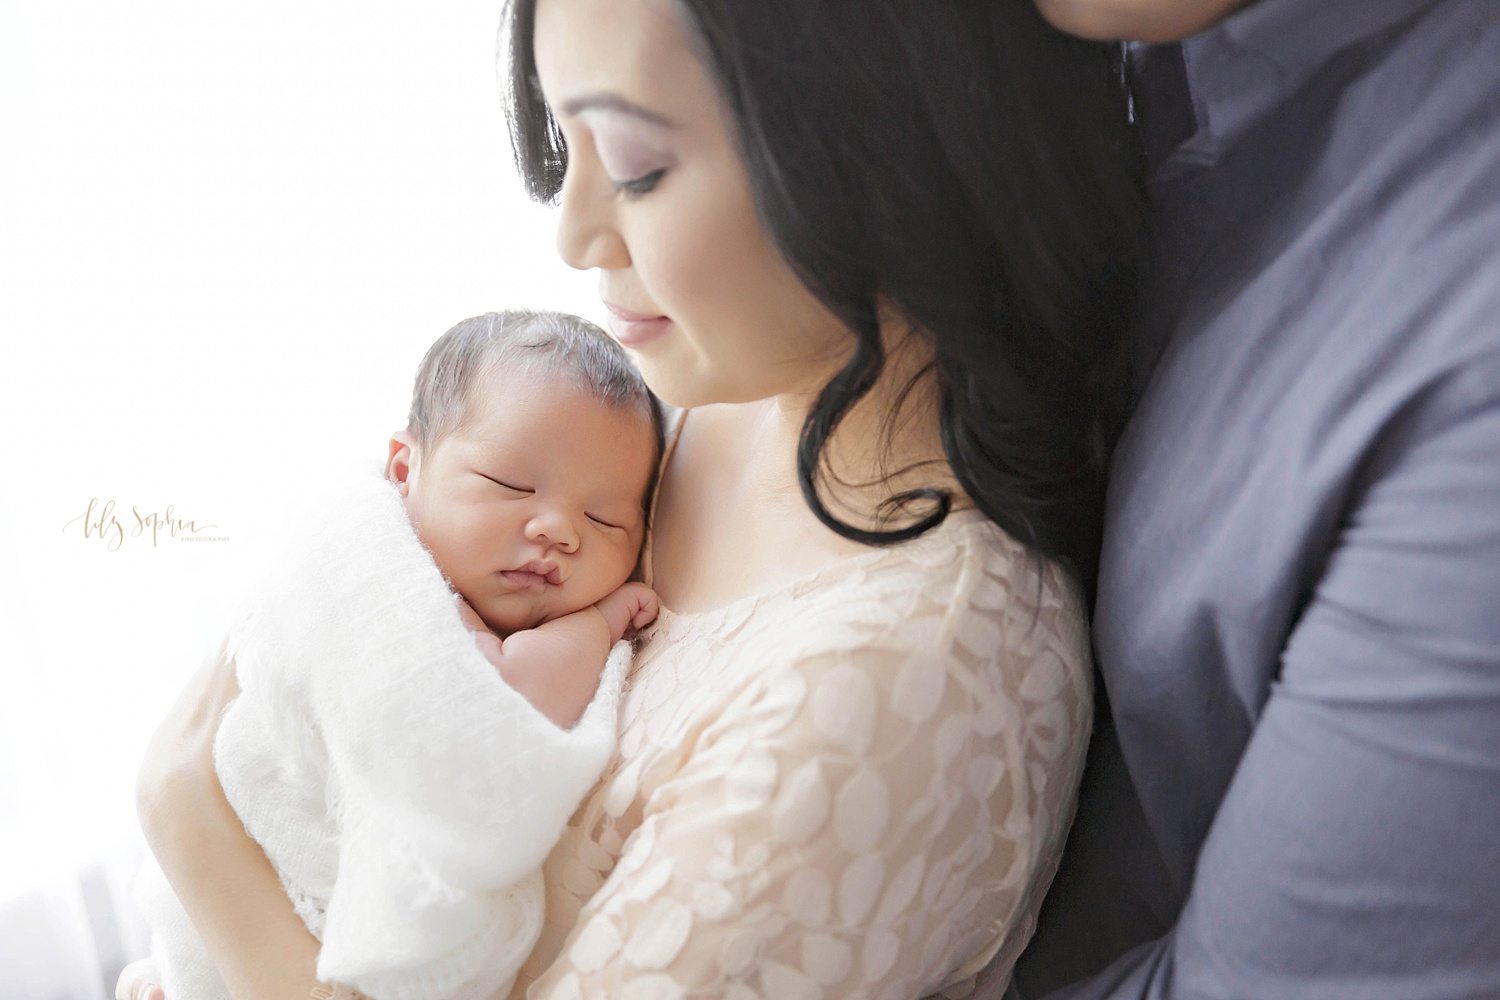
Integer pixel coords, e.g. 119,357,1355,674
479,472,533,494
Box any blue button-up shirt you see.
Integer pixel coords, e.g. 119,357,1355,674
999,2,1500,997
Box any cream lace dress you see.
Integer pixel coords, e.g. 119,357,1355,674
507,454,1093,999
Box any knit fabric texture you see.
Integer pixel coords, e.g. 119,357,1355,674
134,471,627,1000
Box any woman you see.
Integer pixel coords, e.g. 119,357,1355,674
122,0,1142,997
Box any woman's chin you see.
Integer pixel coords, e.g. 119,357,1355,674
631,355,721,411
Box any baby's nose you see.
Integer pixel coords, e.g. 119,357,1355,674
525,509,579,552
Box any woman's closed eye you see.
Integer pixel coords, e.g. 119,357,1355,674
578,110,675,199
612,167,666,199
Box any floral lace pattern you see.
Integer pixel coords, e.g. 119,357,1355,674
510,509,1091,1000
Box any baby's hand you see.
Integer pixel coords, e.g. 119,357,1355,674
594,581,661,644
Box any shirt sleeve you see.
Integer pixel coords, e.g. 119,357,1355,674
1032,353,1500,1000
524,559,1092,1000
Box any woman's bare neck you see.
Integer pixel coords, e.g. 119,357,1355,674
649,333,964,615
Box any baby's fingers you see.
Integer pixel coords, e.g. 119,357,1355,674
115,958,165,1000
630,590,661,629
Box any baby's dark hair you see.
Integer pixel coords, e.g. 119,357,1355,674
407,310,665,460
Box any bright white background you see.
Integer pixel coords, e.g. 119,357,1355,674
0,3,592,994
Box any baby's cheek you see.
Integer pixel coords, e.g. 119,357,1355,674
576,547,638,608
616,535,646,581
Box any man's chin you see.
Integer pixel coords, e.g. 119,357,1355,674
1034,0,1252,42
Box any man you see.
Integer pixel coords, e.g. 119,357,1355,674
991,1,1500,997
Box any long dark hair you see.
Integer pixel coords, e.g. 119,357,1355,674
504,0,1144,592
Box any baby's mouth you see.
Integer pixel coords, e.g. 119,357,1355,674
501,559,561,587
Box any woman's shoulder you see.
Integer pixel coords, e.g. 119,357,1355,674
783,509,1090,687
651,507,1090,695
845,506,1075,610
806,506,1078,621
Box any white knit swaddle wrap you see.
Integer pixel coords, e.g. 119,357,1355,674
134,471,627,1000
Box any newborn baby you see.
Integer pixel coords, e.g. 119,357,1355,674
134,310,663,1000
388,310,662,727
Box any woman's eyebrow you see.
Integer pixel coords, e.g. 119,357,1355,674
560,92,679,128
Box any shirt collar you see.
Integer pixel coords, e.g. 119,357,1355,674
1142,0,1442,173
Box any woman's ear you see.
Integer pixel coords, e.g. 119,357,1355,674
386,430,418,497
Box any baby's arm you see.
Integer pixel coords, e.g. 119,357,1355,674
459,582,658,729
455,598,507,664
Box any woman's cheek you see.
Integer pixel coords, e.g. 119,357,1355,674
635,197,714,310
654,157,753,278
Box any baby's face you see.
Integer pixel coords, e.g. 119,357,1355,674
395,368,655,636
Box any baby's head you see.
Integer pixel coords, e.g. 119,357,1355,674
386,310,663,636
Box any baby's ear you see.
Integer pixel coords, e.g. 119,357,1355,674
386,431,418,496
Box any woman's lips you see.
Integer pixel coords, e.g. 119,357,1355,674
603,302,671,349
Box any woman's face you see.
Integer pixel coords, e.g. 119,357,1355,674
532,0,853,409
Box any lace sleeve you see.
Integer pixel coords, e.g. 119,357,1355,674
524,551,1092,1000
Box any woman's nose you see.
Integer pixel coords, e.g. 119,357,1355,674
525,509,579,553
554,160,631,272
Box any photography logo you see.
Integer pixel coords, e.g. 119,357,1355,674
62,498,229,551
